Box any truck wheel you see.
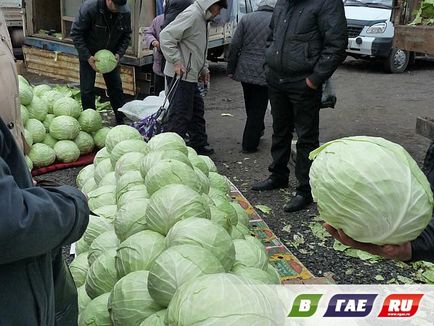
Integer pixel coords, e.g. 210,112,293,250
384,48,409,73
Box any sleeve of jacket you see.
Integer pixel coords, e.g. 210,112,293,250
70,4,93,61
145,17,159,49
308,0,348,86
227,18,245,75
0,159,89,265
116,13,132,58
160,11,194,65
410,218,434,262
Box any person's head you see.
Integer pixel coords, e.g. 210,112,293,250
207,0,227,19
106,0,128,13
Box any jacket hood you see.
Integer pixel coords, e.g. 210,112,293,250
197,0,224,12
256,0,277,8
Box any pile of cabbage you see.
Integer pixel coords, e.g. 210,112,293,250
72,127,284,326
309,136,433,245
19,76,110,169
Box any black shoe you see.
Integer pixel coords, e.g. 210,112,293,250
241,147,257,154
283,195,313,212
251,178,288,191
195,145,215,156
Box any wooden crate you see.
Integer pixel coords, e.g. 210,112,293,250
23,45,136,95
394,25,434,54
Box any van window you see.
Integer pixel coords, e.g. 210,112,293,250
344,0,392,8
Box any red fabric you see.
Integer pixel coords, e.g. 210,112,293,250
31,153,95,176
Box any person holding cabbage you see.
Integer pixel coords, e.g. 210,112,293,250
0,116,90,324
71,0,132,124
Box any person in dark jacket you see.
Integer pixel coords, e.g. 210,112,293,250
0,117,89,325
70,0,132,124
163,0,194,29
227,0,276,153
252,0,348,213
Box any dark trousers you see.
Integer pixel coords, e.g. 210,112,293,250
241,82,268,150
153,74,165,96
268,80,322,197
165,76,208,148
79,60,125,123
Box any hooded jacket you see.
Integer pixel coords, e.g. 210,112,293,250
160,0,219,83
0,117,89,325
70,0,132,61
0,10,24,151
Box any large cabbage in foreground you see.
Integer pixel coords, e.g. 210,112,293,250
309,136,433,245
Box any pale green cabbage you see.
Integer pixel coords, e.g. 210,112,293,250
21,105,29,125
105,125,143,153
26,118,46,143
42,114,55,131
78,293,112,326
139,150,191,178
115,152,146,178
70,252,89,287
139,309,167,326
23,129,33,147
78,109,103,133
77,285,91,315
33,84,51,97
53,140,81,163
88,231,120,266
28,143,56,167
94,158,113,184
147,132,188,155
94,147,111,166
93,127,111,149
75,131,95,155
233,237,268,270
95,49,118,74
85,249,118,299
19,81,33,105
88,185,116,211
53,97,82,118
83,215,114,245
114,199,149,241
110,139,150,167
49,115,81,140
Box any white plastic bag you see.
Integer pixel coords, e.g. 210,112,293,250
119,92,169,121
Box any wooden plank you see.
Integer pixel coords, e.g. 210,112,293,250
416,117,434,140
394,25,434,54
23,46,136,95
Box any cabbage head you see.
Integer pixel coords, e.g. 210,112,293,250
266,264,281,284
19,81,33,105
77,285,91,314
94,147,110,166
94,158,113,184
42,90,64,113
42,134,57,148
212,197,238,226
115,230,165,278
105,125,143,152
95,49,118,74
88,230,120,266
114,199,149,241
145,159,201,195
194,167,210,194
231,222,251,240
139,309,166,326
85,249,118,299
233,238,268,270
82,178,97,196
33,84,51,97
166,273,286,325
26,118,46,143
148,244,224,307
231,202,250,226
199,154,217,172
210,206,233,233
27,96,48,121
93,127,111,149
108,271,162,326
49,116,81,140
88,185,116,211
116,184,149,209
21,105,29,125
78,109,103,133
70,252,89,287
76,237,90,256
115,152,145,178
83,215,114,245
166,218,235,272
309,136,434,245
42,114,55,131
93,205,117,222
99,172,116,187
110,139,150,167
53,97,82,118
75,131,95,155
18,75,30,86
231,265,280,285
28,143,56,167
146,184,211,236
189,153,209,176
209,172,231,194
139,150,191,178
116,170,144,200
78,293,112,326
54,140,81,163
25,156,33,170
148,132,188,155
23,129,33,147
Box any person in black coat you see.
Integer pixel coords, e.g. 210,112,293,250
71,0,132,124
0,116,89,325
252,0,348,212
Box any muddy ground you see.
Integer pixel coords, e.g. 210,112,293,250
32,57,434,284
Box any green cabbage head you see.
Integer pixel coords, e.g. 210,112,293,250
95,49,118,74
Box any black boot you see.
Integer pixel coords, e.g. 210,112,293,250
195,145,215,156
283,194,312,212
251,178,288,191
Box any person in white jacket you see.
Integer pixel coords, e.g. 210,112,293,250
160,0,227,156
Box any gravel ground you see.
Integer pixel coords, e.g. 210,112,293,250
25,56,434,284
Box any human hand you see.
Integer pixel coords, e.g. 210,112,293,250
152,40,160,50
88,56,98,71
199,72,210,83
324,223,412,261
227,74,234,79
174,62,186,76
306,77,318,90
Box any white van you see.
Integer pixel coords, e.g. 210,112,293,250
344,0,411,73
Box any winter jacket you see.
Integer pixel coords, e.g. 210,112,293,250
411,219,434,262
163,0,194,29
70,0,132,62
145,15,165,76
265,0,347,87
0,10,24,152
160,0,216,83
227,6,274,86
0,117,89,325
